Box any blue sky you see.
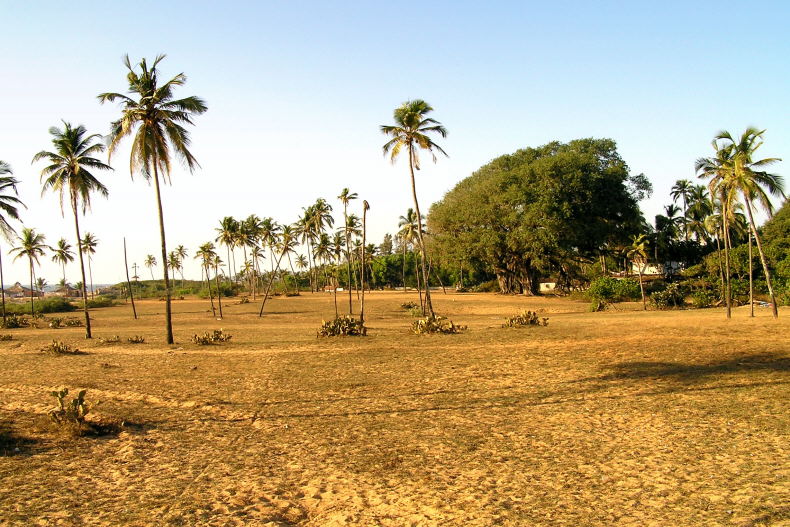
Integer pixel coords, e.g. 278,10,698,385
1,1,788,284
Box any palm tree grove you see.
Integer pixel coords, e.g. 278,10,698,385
0,4,788,525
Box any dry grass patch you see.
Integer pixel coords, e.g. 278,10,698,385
0,292,786,526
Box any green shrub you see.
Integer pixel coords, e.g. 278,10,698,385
691,290,715,308
502,310,548,328
41,340,80,355
2,314,30,328
408,306,422,317
650,283,686,309
400,301,419,309
191,329,233,345
48,316,84,329
48,388,90,432
587,277,641,303
86,296,116,309
412,316,466,335
317,316,367,337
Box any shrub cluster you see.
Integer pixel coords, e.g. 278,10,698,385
412,316,466,335
2,314,31,328
97,335,121,345
502,310,548,328
41,340,80,355
650,283,686,309
317,315,367,337
400,301,419,310
127,336,146,344
0,334,12,341
191,329,233,345
48,317,84,329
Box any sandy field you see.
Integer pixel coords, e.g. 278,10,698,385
0,291,787,526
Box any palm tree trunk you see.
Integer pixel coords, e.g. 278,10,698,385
287,254,298,295
715,236,725,302
0,247,6,326
87,255,95,299
123,237,137,320
637,265,646,310
344,206,353,313
152,163,174,344
72,197,92,337
259,250,286,317
414,250,423,312
361,205,367,324
744,195,779,318
203,265,216,318
408,144,434,318
748,230,754,318
226,245,232,285
721,199,732,319
214,266,223,318
306,239,314,293
402,243,407,292
28,258,34,317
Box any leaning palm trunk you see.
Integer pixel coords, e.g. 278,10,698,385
636,263,646,310
402,243,407,292
28,258,34,317
744,195,779,318
204,265,216,318
214,266,223,318
152,163,174,344
715,236,725,303
72,195,92,337
259,250,286,317
360,202,368,324
0,248,6,327
748,231,754,318
408,144,434,318
721,201,732,319
414,250,423,312
344,208,353,313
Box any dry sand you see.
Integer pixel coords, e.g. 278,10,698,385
0,292,787,526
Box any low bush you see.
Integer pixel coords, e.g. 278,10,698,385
317,316,367,337
0,334,12,341
502,310,548,328
97,335,120,345
650,283,686,309
400,301,419,310
127,336,145,344
412,316,466,335
471,279,499,293
690,290,716,308
49,388,89,426
191,329,233,345
41,340,81,355
48,317,84,329
2,314,30,328
86,296,116,309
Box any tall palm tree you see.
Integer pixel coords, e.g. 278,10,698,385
99,54,207,345
175,245,188,285
215,216,238,284
398,208,423,298
381,99,447,318
10,228,48,316
338,188,357,312
626,234,649,310
670,179,693,240
717,127,785,318
51,238,74,285
194,242,217,317
167,251,182,286
36,277,47,296
360,200,370,323
0,162,24,326
34,122,111,337
144,254,157,281
81,233,98,299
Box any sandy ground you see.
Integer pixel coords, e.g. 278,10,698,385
0,291,788,526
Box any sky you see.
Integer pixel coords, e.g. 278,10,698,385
1,1,788,285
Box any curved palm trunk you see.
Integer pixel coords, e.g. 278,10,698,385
123,237,137,320
748,231,754,318
721,200,732,319
287,254,298,295
407,144,434,318
361,206,367,324
259,250,286,317
305,239,314,293
402,243,407,292
72,197,92,337
28,258,34,317
214,266,223,318
637,263,646,310
152,163,174,344
715,236,725,302
204,265,216,318
226,245,232,285
87,255,95,299
744,195,779,318
0,248,6,326
414,250,423,312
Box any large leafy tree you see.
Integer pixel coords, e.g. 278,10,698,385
430,139,645,294
381,99,448,318
10,228,48,316
34,122,111,337
0,162,24,326
99,54,207,344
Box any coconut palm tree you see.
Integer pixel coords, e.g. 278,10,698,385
175,245,188,285
10,228,48,316
99,54,207,344
0,162,23,326
215,217,238,284
398,208,423,299
212,254,224,318
194,242,217,317
36,277,47,296
716,128,785,317
670,179,694,240
338,188,357,313
360,200,370,323
626,234,649,310
167,251,182,287
144,254,157,281
80,233,98,300
51,238,74,285
34,122,111,337
381,99,447,318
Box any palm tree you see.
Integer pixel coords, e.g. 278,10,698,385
144,254,157,281
36,277,47,296
194,242,217,317
381,99,447,318
51,238,74,285
175,245,188,285
215,216,238,284
212,254,224,318
81,233,98,299
34,122,111,337
10,228,48,316
338,188,358,312
360,200,370,323
398,209,422,294
0,162,24,326
99,54,207,345
670,179,693,240
280,224,299,295
167,251,182,286
626,234,649,310
717,127,785,318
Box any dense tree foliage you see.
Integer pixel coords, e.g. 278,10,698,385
428,139,649,294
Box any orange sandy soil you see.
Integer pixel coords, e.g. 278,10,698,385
0,291,788,526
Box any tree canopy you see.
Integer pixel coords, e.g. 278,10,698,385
428,138,649,294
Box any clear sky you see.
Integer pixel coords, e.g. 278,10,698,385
1,1,788,285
